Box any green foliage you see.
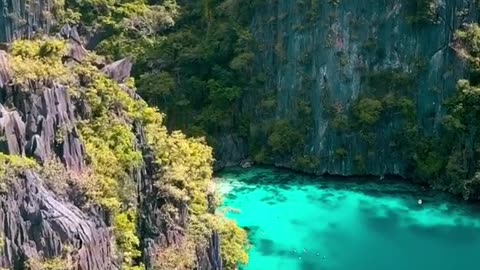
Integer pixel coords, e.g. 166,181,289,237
137,71,176,104
154,242,195,270
354,154,366,173
253,147,268,164
65,0,179,32
353,98,383,126
456,25,480,76
335,148,348,160
260,97,277,112
0,153,38,190
229,52,255,71
293,155,320,172
39,159,70,196
10,39,71,86
364,69,416,97
27,257,72,270
414,146,444,181
407,0,439,24
26,246,74,270
267,120,304,156
94,0,261,137
332,113,349,131
114,211,142,267
218,219,249,270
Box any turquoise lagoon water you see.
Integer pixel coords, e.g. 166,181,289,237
217,167,480,270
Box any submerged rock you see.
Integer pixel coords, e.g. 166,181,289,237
240,160,253,169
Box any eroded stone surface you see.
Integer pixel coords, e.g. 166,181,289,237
0,171,115,270
0,26,223,270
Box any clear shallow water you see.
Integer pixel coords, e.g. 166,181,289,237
217,167,480,270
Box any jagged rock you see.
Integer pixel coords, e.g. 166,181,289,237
213,134,248,171
240,160,253,169
25,134,46,162
0,104,26,155
58,25,88,63
0,0,55,43
0,50,10,88
0,84,85,171
101,58,133,83
67,39,88,63
196,232,223,270
58,25,82,45
0,171,115,269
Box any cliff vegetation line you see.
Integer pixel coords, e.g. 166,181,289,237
67,0,480,200
42,0,480,199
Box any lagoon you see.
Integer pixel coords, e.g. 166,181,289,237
218,167,480,270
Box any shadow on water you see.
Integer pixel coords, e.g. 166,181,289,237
219,166,480,213
406,223,480,243
221,166,480,270
257,238,276,256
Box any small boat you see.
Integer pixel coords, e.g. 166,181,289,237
418,199,423,205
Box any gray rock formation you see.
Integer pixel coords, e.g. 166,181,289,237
0,0,55,43
0,171,115,270
0,33,223,269
101,58,133,84
58,25,88,62
244,0,476,176
0,50,10,87
0,82,85,172
213,134,248,171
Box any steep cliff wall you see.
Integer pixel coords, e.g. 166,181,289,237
0,32,225,269
249,0,477,177
0,0,55,43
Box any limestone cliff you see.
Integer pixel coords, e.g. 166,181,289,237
0,29,223,270
0,0,55,43
246,0,478,177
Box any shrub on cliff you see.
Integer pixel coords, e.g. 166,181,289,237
218,219,249,270
0,154,38,190
10,39,71,86
353,98,383,126
267,120,304,156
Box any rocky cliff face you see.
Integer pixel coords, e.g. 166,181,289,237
0,30,223,270
0,171,114,270
0,0,55,43
248,0,477,176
